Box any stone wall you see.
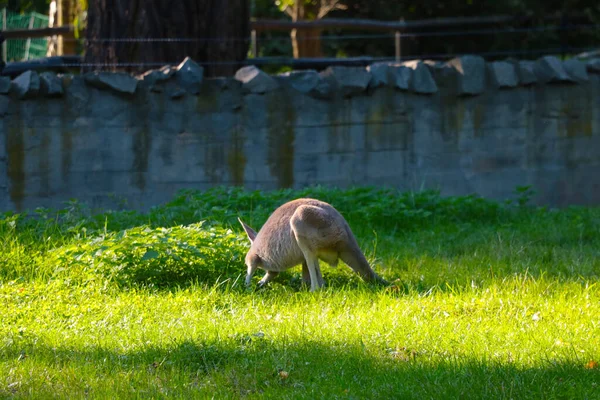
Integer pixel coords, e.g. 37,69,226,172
1,55,599,211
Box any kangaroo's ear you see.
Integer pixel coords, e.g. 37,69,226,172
238,217,258,243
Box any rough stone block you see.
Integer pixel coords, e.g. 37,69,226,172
563,58,589,82
175,57,204,94
11,70,40,99
320,66,372,97
424,60,459,90
391,65,412,90
280,70,319,93
586,59,600,73
84,71,138,94
235,65,279,94
534,56,572,83
367,63,391,87
515,61,537,85
402,60,437,94
447,55,487,95
488,61,518,88
140,65,176,92
40,72,64,96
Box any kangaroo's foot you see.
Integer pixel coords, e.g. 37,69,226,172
258,271,279,287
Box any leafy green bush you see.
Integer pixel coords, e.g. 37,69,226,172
47,222,248,287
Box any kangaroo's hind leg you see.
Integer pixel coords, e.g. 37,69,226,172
302,261,323,288
298,247,322,292
302,261,311,286
291,205,333,291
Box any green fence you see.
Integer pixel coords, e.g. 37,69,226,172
2,9,49,62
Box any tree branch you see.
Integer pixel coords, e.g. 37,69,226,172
317,0,347,19
281,4,294,19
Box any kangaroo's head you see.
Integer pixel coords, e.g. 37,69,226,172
238,218,263,285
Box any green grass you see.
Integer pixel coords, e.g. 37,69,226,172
1,186,599,399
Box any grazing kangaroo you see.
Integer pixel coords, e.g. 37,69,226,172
238,198,387,291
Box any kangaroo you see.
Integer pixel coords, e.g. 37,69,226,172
238,198,387,291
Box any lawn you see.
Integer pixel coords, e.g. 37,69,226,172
1,187,599,399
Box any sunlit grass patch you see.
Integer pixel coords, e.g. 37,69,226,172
1,186,599,398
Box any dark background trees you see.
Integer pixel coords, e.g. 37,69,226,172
2,0,599,75
331,0,600,60
84,0,250,76
254,0,600,62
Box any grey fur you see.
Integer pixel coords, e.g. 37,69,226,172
238,198,387,291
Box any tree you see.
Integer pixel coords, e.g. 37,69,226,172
276,0,346,58
3,0,49,13
84,0,250,77
47,0,87,57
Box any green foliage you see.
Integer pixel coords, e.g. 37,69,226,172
2,185,599,290
47,222,248,287
1,186,599,398
1,0,50,14
253,0,600,62
514,185,536,207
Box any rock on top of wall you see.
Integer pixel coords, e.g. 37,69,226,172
563,58,589,82
235,65,279,94
534,56,572,83
320,66,372,97
280,70,320,93
175,57,204,94
367,62,392,88
3,54,596,106
367,62,412,90
515,61,537,85
367,63,412,91
424,60,459,90
141,65,176,92
279,69,333,99
40,72,64,96
402,60,437,94
84,71,138,94
391,65,412,90
488,61,518,89
447,55,486,95
586,59,600,73
11,70,40,99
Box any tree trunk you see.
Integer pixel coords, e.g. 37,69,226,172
291,27,323,58
84,0,250,77
289,2,325,58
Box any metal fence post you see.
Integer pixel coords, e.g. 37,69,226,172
394,31,401,62
251,29,257,58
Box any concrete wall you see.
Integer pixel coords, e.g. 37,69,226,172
1,55,599,211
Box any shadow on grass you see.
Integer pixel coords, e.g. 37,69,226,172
2,339,597,399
